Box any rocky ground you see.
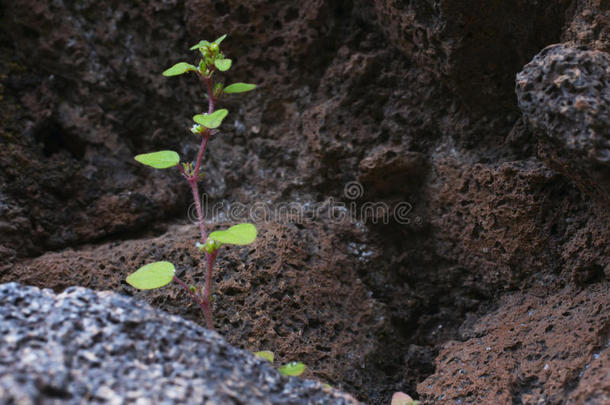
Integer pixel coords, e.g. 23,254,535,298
0,282,360,404
0,0,608,403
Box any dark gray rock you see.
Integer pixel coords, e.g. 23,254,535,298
516,43,610,202
0,283,360,405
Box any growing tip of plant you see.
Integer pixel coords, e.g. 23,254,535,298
190,40,211,51
196,239,222,254
214,34,227,45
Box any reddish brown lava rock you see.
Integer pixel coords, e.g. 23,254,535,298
418,284,610,404
1,0,609,403
516,44,610,203
426,158,610,294
358,147,427,197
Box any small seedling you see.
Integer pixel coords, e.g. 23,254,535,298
254,350,275,363
278,361,307,377
126,35,257,329
254,351,307,377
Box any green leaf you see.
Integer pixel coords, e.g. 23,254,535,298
213,34,227,45
254,351,274,363
162,62,196,77
278,362,306,377
223,83,257,94
214,58,232,71
190,40,210,50
209,223,257,246
126,261,175,290
134,150,180,169
193,109,229,129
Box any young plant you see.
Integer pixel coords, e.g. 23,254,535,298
126,35,257,330
254,351,307,377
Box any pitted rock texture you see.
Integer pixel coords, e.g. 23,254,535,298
426,158,610,293
372,0,571,113
516,44,610,201
1,221,391,403
563,0,610,52
418,283,610,404
0,0,204,258
0,282,361,405
1,0,609,403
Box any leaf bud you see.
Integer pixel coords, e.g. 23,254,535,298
191,124,204,134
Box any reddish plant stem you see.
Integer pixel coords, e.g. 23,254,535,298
187,135,215,328
173,275,200,301
174,275,213,329
200,298,213,330
205,77,215,113
189,177,207,242
173,71,220,329
193,133,209,181
203,251,218,304
201,250,218,330
176,163,187,178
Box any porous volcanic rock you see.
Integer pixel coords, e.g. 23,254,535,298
418,283,610,404
1,0,610,403
425,157,610,294
0,282,361,404
1,221,388,401
563,0,610,51
516,44,610,202
372,0,572,113
0,0,192,258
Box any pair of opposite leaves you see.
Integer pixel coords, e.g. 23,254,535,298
254,351,306,377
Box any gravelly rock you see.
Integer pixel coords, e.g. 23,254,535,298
0,282,360,405
516,43,610,201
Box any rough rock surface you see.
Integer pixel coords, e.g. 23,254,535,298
0,282,360,404
372,0,572,114
418,283,610,403
1,0,609,403
563,0,610,52
516,43,610,202
1,221,387,398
